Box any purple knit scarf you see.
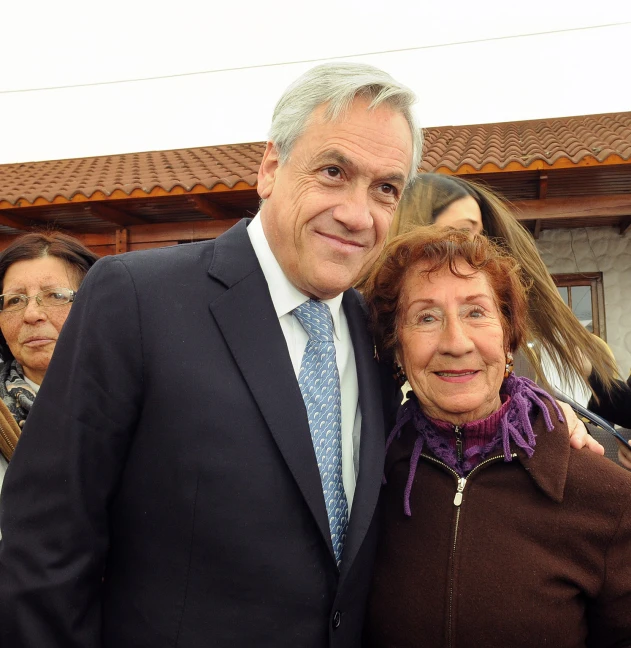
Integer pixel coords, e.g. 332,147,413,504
384,374,564,516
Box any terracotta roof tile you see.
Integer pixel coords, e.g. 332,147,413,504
420,112,631,172
1,113,630,207
0,143,266,206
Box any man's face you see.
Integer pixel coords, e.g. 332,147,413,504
258,97,413,300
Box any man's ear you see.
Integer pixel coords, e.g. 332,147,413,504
257,142,280,200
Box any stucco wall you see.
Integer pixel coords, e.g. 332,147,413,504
535,227,631,377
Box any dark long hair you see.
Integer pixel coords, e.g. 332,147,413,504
391,173,618,393
0,232,99,362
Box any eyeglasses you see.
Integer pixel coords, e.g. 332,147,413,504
0,287,76,313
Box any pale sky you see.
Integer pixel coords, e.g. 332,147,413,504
1,0,630,164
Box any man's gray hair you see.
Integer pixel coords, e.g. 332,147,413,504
269,62,422,186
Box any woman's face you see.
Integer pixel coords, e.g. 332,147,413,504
397,260,506,424
434,196,483,235
0,256,78,384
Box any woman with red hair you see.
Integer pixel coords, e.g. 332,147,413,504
362,226,631,647
392,172,630,469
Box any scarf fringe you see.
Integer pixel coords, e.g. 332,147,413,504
391,374,562,517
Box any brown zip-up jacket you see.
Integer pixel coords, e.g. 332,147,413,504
0,398,21,462
365,403,631,648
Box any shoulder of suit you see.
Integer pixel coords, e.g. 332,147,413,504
97,239,217,277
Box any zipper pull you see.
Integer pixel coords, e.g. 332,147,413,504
454,425,464,462
453,477,466,506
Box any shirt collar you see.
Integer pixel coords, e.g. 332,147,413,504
247,214,343,340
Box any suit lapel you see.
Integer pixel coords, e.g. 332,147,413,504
339,290,386,578
206,221,335,558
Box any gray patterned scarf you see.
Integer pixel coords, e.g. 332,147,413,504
0,359,37,429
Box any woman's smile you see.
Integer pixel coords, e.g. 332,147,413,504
433,369,480,382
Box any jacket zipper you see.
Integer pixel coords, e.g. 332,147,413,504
0,421,15,455
454,425,463,462
419,452,517,648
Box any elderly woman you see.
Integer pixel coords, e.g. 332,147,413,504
392,172,630,467
362,227,631,647
0,232,98,490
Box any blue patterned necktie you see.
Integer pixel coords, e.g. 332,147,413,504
292,299,348,567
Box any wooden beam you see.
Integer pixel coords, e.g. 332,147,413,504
533,219,542,239
0,211,33,231
90,203,148,226
190,195,239,220
64,220,240,247
0,232,111,250
128,219,240,244
0,218,241,253
621,218,631,236
537,173,548,200
115,228,129,254
513,195,631,221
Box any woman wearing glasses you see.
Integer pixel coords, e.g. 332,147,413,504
0,233,98,495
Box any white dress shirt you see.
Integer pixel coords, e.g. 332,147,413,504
247,215,362,510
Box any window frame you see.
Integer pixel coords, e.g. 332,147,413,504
551,272,606,340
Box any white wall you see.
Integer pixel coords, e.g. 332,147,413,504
535,227,631,377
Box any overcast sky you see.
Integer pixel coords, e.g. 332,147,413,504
1,0,630,164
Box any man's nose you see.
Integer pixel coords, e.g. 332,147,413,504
335,186,373,231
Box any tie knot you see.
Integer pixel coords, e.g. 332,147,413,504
292,300,334,343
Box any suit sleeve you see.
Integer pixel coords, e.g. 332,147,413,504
0,256,144,648
587,370,631,429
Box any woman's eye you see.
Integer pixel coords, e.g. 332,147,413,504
469,309,485,318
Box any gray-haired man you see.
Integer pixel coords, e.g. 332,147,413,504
0,63,420,648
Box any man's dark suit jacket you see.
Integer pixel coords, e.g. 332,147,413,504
0,220,391,648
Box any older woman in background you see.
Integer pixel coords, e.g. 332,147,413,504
392,172,630,466
0,232,98,491
362,227,631,647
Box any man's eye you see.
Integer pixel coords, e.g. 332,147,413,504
323,166,342,178
377,184,399,201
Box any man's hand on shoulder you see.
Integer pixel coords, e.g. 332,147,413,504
557,400,605,455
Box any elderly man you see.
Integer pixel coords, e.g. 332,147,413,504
0,62,596,648
0,63,420,648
